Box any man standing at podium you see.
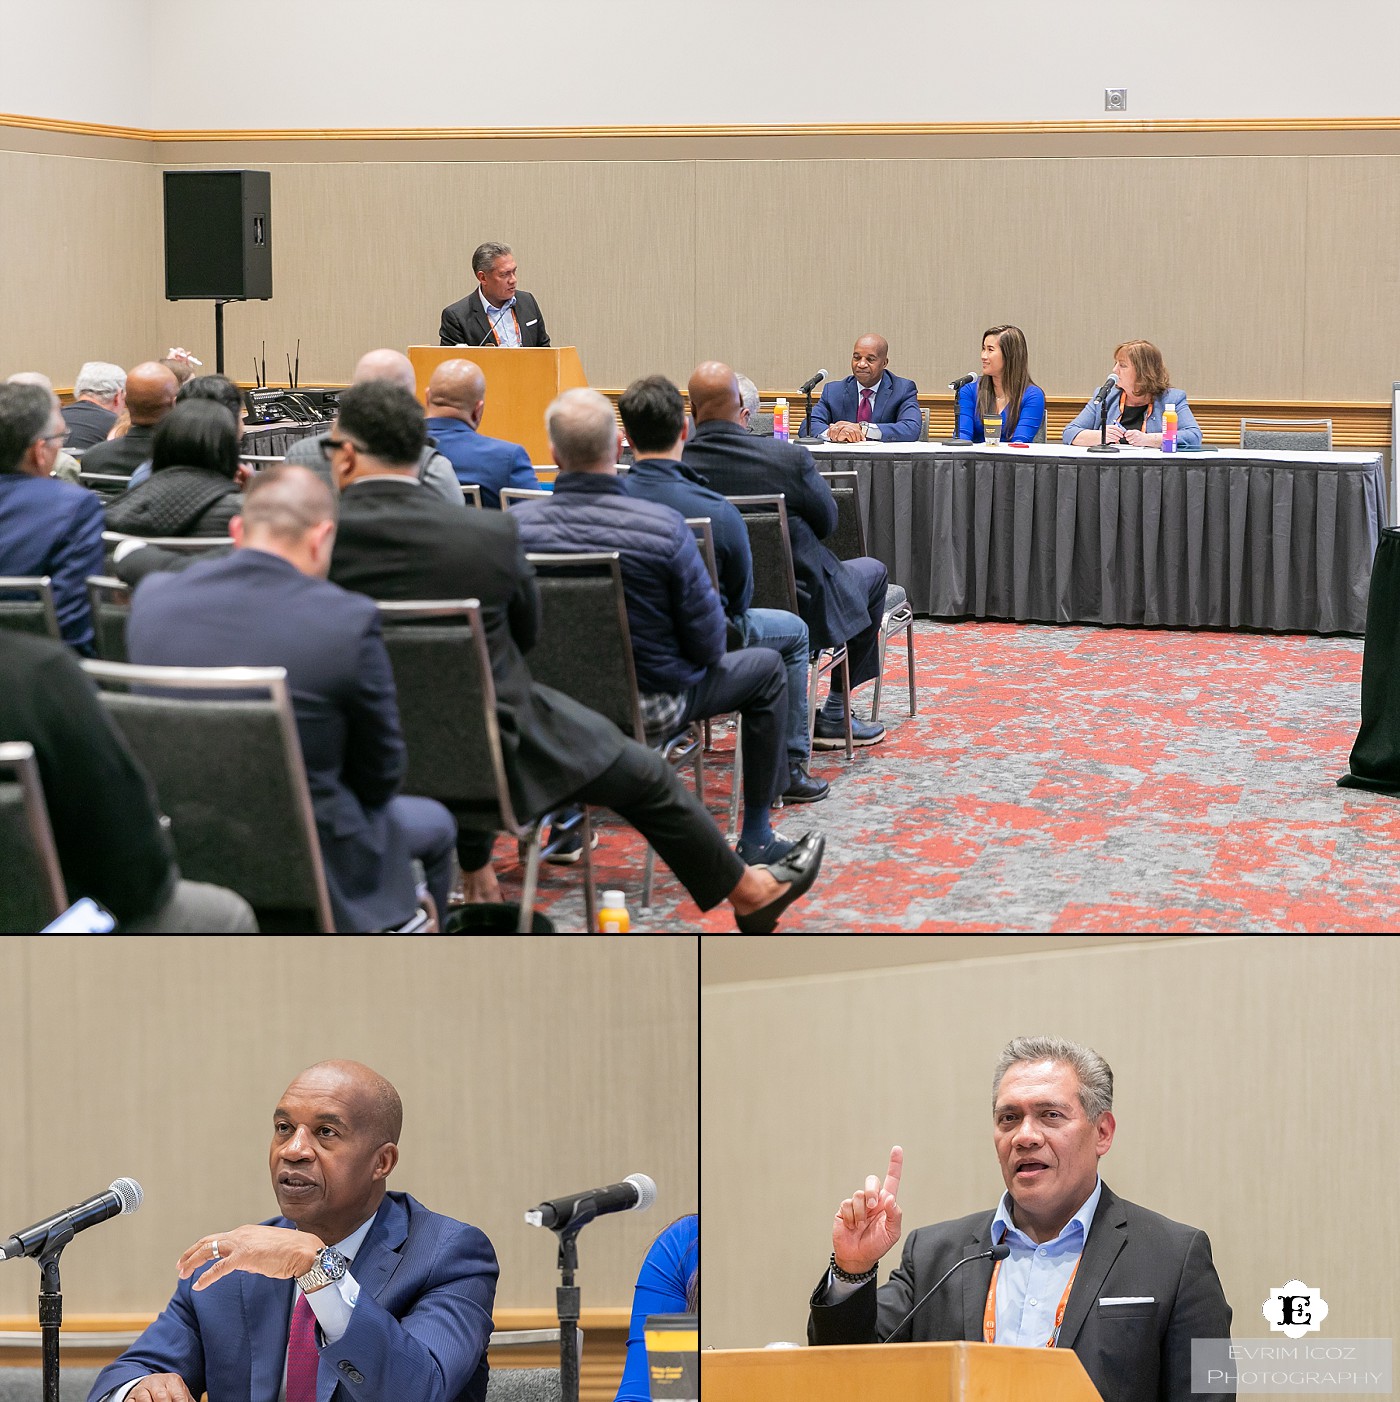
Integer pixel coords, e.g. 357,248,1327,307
439,242,551,348
808,1036,1231,1402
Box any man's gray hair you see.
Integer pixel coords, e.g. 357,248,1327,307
992,1036,1114,1121
736,374,759,418
472,241,512,276
75,361,126,400
545,388,617,472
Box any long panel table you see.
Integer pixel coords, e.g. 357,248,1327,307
809,442,1387,635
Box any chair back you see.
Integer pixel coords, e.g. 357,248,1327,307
86,575,131,662
0,576,61,641
0,1366,106,1402
82,661,334,931
500,488,553,510
684,518,720,591
101,531,230,552
749,411,775,437
460,483,483,509
484,1369,562,1402
0,741,68,931
817,471,865,560
1033,415,1047,444
920,407,931,441
1239,417,1333,452
374,600,524,832
525,553,645,743
79,471,131,502
723,495,800,614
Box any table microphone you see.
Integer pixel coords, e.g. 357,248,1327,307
0,1178,143,1261
1088,373,1120,453
525,1173,656,1231
945,373,978,446
475,306,511,347
878,1242,1010,1342
798,369,827,395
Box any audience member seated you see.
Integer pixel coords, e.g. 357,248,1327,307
955,324,1047,443
105,399,245,539
6,373,82,483
618,375,828,805
614,1214,698,1402
159,348,199,387
1064,339,1203,449
79,361,179,477
125,373,249,490
322,380,824,933
513,387,810,868
62,360,126,449
0,382,105,653
0,630,257,931
805,335,923,443
286,349,465,510
682,362,890,750
125,465,458,931
424,357,540,507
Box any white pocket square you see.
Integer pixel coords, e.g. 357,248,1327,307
525,319,538,327
1099,1296,1155,1305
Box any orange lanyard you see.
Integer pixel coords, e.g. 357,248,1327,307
982,1255,1079,1347
490,307,522,346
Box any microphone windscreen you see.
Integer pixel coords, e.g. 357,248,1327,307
991,1242,1010,1260
625,1173,658,1211
109,1178,143,1214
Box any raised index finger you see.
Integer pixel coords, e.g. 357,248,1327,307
882,1145,904,1199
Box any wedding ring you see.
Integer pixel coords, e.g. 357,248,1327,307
210,1239,220,1260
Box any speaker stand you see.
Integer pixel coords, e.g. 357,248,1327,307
213,298,243,376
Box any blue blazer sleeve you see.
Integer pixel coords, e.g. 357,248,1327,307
1062,395,1104,444
806,383,839,439
955,381,979,441
509,446,540,492
880,376,924,443
87,1274,208,1401
1009,385,1047,444
1161,389,1202,448
52,488,106,653
669,523,726,668
715,501,754,618
341,608,407,811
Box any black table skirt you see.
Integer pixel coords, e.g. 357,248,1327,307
818,447,1387,635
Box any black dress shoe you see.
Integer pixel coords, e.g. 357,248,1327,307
735,832,827,933
783,764,830,803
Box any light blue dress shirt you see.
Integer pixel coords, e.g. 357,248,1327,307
987,1176,1102,1347
479,289,521,346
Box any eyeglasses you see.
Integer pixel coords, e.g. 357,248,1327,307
319,435,364,461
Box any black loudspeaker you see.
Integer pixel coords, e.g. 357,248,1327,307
163,170,272,300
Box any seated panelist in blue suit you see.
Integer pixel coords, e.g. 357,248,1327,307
88,1059,499,1402
1064,339,1202,449
424,358,540,508
806,334,924,443
954,325,1046,444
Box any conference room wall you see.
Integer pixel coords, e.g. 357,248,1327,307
700,934,1398,1385
0,935,697,1317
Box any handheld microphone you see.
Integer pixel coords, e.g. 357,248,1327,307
525,1173,656,1231
0,1179,143,1262
878,1242,1010,1343
798,369,827,396
1093,372,1119,404
948,373,977,392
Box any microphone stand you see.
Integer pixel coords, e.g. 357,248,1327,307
1087,388,1119,453
35,1222,75,1402
549,1200,597,1402
796,384,823,444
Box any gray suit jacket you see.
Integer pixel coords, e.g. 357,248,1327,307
808,1183,1231,1402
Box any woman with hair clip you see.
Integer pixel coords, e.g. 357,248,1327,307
614,1213,698,1402
1064,339,1202,448
954,325,1046,444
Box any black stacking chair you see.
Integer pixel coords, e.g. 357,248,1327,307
1240,418,1332,452
525,552,704,908
86,576,131,662
500,488,553,509
0,1366,106,1402
461,484,483,509
79,471,130,503
0,741,68,931
818,470,917,722
483,1369,562,1402
0,576,61,641
724,495,854,760
376,600,595,933
82,661,336,933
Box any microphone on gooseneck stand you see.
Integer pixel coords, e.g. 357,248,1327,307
474,305,510,348
945,372,979,447
1087,372,1120,453
795,369,828,444
878,1242,1010,1343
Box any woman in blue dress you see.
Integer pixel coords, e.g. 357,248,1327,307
954,324,1046,443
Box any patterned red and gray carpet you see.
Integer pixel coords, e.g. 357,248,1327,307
501,621,1397,933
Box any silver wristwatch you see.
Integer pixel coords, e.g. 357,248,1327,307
297,1244,348,1293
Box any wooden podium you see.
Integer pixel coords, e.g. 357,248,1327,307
701,1341,1104,1402
407,346,587,465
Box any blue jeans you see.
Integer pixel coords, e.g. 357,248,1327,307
734,607,811,767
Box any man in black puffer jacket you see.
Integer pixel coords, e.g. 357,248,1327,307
514,387,808,869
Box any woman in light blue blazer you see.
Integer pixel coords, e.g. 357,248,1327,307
954,324,1046,443
1063,339,1202,449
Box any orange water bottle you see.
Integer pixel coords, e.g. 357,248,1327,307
599,890,630,933
774,397,789,442
1162,401,1178,453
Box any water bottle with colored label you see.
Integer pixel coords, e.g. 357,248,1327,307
1161,401,1178,453
774,398,789,442
599,890,630,933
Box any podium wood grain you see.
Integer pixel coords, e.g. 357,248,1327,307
702,1341,1104,1402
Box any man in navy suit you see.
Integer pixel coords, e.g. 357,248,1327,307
125,465,457,931
807,335,923,443
439,242,550,348
0,382,105,652
425,358,540,507
88,1059,498,1402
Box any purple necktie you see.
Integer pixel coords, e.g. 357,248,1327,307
285,1292,319,1402
857,388,873,423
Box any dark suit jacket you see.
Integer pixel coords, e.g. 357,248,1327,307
808,1183,1232,1402
77,422,158,477
328,477,625,819
439,289,550,348
681,418,870,650
807,371,924,442
88,1192,498,1402
0,631,178,924
126,548,421,932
